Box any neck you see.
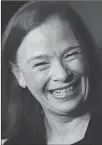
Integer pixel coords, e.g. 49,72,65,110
44,111,91,143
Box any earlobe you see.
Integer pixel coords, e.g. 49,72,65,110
10,62,26,88
18,75,26,88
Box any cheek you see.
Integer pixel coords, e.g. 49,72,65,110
66,57,89,75
22,68,49,95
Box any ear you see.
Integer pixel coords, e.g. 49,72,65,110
10,62,26,88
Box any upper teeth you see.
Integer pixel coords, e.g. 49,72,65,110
50,86,74,98
53,86,73,94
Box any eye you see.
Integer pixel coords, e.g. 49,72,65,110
35,62,48,67
64,50,83,61
32,62,50,71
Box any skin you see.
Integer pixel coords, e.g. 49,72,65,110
15,15,89,114
13,16,91,143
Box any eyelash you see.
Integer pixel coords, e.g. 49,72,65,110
34,62,48,67
64,50,83,61
31,50,83,70
32,62,50,71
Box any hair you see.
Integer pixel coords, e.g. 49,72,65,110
2,1,101,144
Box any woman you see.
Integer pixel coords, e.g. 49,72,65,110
2,1,102,144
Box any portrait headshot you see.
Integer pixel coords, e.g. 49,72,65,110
1,1,102,145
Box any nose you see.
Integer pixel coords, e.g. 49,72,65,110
51,60,73,83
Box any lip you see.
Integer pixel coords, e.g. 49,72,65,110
48,78,81,93
44,77,81,102
48,82,81,101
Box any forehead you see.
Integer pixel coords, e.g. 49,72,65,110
17,16,79,63
24,16,78,44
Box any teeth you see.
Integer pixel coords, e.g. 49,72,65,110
51,86,74,98
54,89,65,93
53,91,65,98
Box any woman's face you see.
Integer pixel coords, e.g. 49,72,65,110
16,16,89,114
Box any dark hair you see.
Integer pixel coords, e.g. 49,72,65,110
2,1,101,143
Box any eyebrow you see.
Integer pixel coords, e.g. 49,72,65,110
26,54,50,64
26,45,80,64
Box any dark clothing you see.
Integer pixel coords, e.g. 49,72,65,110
73,115,102,145
4,115,102,145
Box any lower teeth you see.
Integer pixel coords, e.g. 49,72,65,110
53,94,65,98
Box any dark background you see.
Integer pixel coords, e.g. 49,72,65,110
1,1,102,115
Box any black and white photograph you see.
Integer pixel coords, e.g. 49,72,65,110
1,1,102,145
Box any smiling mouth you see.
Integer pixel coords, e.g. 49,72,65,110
49,79,81,99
